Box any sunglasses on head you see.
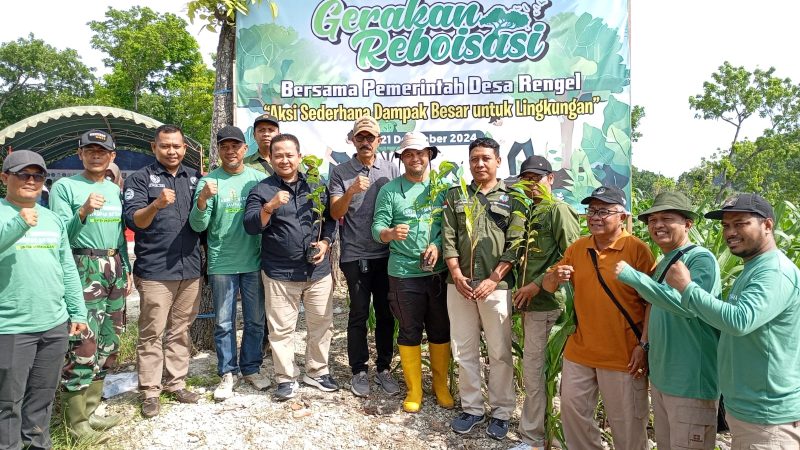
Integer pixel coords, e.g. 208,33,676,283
10,171,47,182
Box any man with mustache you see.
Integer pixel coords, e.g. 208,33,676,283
329,115,400,398
665,193,800,448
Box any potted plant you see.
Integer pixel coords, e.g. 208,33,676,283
414,160,457,271
302,154,326,263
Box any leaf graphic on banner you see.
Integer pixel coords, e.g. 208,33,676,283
602,95,631,136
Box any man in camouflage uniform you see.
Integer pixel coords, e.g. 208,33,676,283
49,130,131,442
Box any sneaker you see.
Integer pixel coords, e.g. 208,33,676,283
274,380,300,401
350,371,370,397
303,374,340,392
374,370,401,396
243,371,271,391
450,412,486,434
213,373,237,402
486,417,510,440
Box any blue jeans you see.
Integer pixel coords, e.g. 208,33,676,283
210,272,265,376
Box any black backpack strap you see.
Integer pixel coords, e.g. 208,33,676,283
468,185,509,231
656,244,698,283
587,248,642,341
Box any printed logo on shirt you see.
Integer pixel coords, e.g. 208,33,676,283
88,204,122,224
190,176,198,185
15,230,59,250
222,189,245,214
150,175,161,184
124,189,134,201
498,194,509,204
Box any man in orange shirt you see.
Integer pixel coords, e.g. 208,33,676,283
542,186,655,450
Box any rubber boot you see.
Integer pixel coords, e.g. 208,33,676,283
398,345,423,413
85,380,122,430
428,342,455,409
62,389,109,445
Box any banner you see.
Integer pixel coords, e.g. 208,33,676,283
236,0,631,207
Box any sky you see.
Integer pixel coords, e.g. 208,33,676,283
1,0,798,178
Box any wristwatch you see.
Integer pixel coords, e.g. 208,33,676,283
639,341,650,352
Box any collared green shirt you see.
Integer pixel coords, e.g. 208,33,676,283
618,243,721,400
520,201,580,311
442,179,523,289
243,151,274,175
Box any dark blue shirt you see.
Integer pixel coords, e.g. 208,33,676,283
244,172,337,282
123,162,202,280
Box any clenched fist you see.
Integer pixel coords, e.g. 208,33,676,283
153,188,176,210
79,193,106,220
19,208,38,227
390,224,410,241
267,190,291,211
199,181,218,201
349,175,370,194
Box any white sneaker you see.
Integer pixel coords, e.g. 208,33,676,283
244,371,271,390
213,372,238,402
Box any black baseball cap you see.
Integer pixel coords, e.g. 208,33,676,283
79,129,115,151
520,156,552,175
216,125,246,144
253,114,279,128
2,150,48,174
705,193,774,220
581,185,627,208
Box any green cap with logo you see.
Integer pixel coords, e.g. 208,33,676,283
636,191,699,222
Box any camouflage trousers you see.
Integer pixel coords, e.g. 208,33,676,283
62,253,126,392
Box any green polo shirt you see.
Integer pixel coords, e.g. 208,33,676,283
189,166,266,274
371,176,446,278
49,174,131,274
243,151,274,175
520,200,580,311
681,249,800,424
618,243,721,400
441,180,524,290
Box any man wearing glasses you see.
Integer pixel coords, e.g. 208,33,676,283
0,150,87,449
329,115,400,398
510,156,580,450
542,185,655,450
189,126,269,402
49,130,132,441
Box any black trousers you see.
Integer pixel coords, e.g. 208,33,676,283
0,322,69,450
341,258,393,374
388,273,450,346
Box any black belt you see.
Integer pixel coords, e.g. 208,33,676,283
73,248,118,257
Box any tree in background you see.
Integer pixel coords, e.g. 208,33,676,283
0,34,94,129
186,0,273,168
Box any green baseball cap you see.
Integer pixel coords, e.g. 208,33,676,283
636,191,699,222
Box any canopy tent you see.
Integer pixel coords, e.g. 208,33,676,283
0,106,203,170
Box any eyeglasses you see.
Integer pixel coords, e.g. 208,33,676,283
353,134,378,144
10,171,46,183
520,174,546,182
586,208,625,218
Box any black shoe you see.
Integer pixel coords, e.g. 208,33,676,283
274,381,300,401
450,412,486,434
303,374,340,392
486,417,509,440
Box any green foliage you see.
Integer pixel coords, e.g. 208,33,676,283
0,34,95,128
301,154,326,241
508,180,558,287
89,6,203,111
413,160,457,245
453,166,487,280
187,0,274,31
544,283,576,448
631,167,676,199
631,105,645,143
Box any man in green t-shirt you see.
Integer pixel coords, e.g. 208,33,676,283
190,125,269,402
615,191,722,450
666,193,800,448
49,130,132,442
372,132,452,413
0,150,88,449
510,156,580,449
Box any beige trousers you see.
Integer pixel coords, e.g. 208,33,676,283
652,385,718,450
518,309,561,446
263,274,333,384
135,277,201,398
561,358,649,450
446,284,514,420
728,414,800,449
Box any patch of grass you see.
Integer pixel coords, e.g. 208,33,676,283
117,322,138,367
186,373,220,389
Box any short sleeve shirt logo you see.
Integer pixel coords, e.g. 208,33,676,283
124,188,135,201
150,175,161,184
